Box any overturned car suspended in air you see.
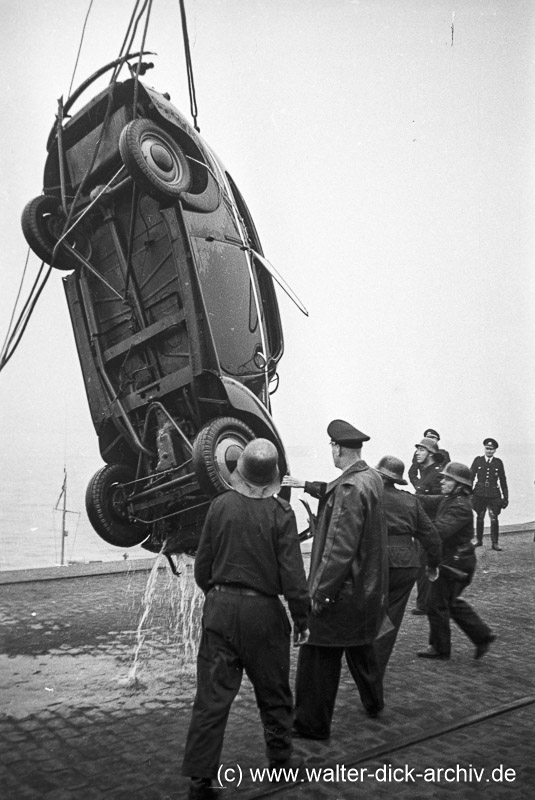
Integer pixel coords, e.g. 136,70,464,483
21,55,304,561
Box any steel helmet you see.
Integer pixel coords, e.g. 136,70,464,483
229,438,281,498
375,456,407,485
439,461,472,488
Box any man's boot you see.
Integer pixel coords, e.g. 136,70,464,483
490,518,502,551
188,777,220,800
475,516,484,546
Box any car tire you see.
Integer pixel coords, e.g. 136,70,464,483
21,195,73,270
85,464,147,548
119,119,192,202
192,417,256,496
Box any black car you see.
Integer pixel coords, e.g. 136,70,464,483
21,55,292,561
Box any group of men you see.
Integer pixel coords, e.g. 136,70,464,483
180,421,507,799
408,429,509,616
409,428,509,551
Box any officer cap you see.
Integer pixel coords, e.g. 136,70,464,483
483,438,499,449
423,428,440,440
327,419,370,448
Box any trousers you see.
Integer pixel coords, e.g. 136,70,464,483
414,543,430,611
294,642,383,738
473,496,502,545
375,566,419,677
427,569,492,656
181,590,293,778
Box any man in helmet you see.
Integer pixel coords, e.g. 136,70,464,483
373,456,442,677
470,438,509,551
417,462,496,661
181,439,310,800
410,437,445,615
408,428,450,488
282,419,390,737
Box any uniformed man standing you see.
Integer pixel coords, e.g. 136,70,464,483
181,439,309,800
282,419,389,738
408,428,450,488
470,438,509,551
373,456,442,677
410,437,444,615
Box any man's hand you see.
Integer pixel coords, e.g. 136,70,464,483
293,628,309,646
426,566,439,582
501,498,509,509
281,475,305,489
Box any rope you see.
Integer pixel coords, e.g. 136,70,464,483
179,0,200,131
68,0,95,99
0,248,31,365
0,261,52,374
112,0,151,84
123,0,154,301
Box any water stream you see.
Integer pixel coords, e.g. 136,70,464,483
119,550,204,690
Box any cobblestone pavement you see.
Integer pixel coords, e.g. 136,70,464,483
0,531,533,799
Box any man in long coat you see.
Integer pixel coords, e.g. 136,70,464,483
282,419,390,740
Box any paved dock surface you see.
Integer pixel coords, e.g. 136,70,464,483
1,531,534,799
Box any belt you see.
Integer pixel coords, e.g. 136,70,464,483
213,584,268,597
388,535,414,545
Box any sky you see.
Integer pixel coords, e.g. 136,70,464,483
0,0,533,559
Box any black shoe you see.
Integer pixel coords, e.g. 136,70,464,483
365,704,384,718
188,778,220,800
475,634,497,660
417,647,450,660
491,545,503,551
474,542,483,547
411,608,427,616
291,724,329,741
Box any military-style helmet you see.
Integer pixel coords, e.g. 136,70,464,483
375,456,407,485
414,437,442,462
439,461,472,488
229,438,281,498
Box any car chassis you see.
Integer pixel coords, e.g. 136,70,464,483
22,54,293,563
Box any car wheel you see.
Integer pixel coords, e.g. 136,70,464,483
119,119,192,202
192,417,256,496
21,196,67,269
21,195,91,270
85,464,147,547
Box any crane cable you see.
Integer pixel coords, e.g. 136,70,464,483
179,0,200,131
67,0,95,100
0,0,97,375
0,256,52,373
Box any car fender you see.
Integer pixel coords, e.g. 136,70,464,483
221,376,289,469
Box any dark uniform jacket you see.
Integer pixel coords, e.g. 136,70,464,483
408,448,450,488
194,491,309,631
413,462,443,503
418,492,474,559
303,460,389,647
471,456,508,502
383,485,442,569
